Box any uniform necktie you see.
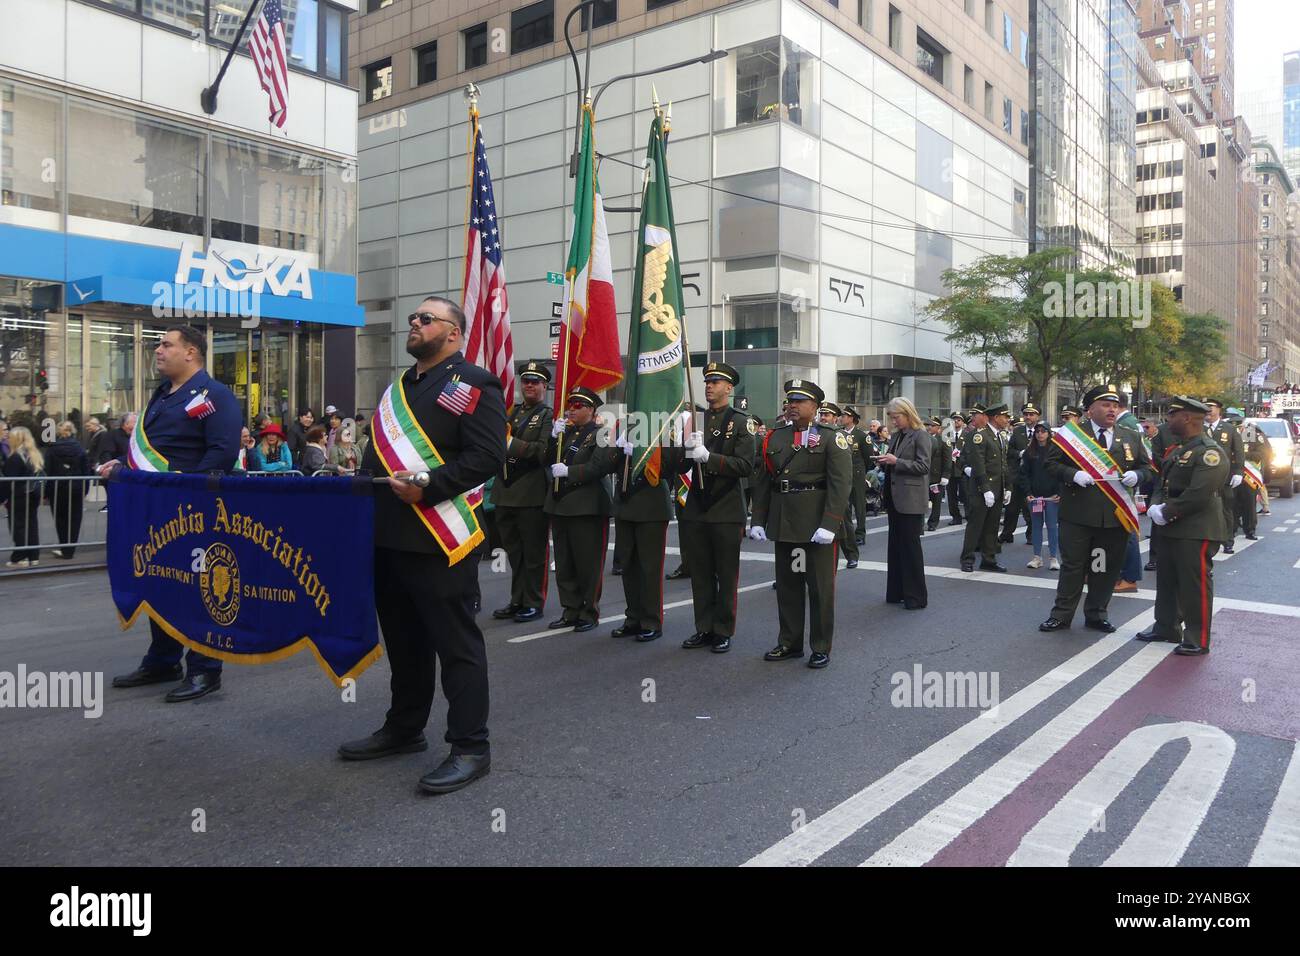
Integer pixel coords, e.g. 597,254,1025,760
1097,427,1108,448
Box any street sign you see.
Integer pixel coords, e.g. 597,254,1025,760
738,396,749,411
549,321,562,338
546,271,564,285
551,301,563,318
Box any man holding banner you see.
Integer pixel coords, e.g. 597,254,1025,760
1039,385,1152,634
103,325,241,702
340,296,505,796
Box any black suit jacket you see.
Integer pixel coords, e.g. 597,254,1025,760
362,354,506,569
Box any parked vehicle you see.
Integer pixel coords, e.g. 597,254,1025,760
1243,417,1300,498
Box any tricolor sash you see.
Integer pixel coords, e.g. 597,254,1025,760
1052,420,1140,534
127,409,169,472
1244,461,1264,493
371,377,485,565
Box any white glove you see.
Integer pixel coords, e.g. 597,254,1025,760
1003,489,1012,506
811,528,836,545
929,483,940,495
689,444,710,463
749,526,767,542
684,429,703,449
964,466,972,478
983,491,995,508
1147,502,1168,526
616,435,634,456
549,463,569,478
1230,474,1243,488
551,419,567,438
1072,470,1095,488
940,477,949,487
1121,470,1139,487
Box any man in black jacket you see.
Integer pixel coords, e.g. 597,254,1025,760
103,413,135,465
338,296,506,795
924,417,950,531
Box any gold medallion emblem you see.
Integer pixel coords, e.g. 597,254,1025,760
199,542,240,627
835,432,849,450
746,418,757,435
1203,449,1221,467
973,433,984,444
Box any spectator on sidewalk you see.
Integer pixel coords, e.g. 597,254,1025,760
45,421,90,559
251,423,293,472
301,425,330,474
1020,423,1062,571
2,426,45,568
287,408,314,467
104,414,135,465
329,420,361,475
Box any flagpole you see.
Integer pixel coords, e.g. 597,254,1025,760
200,0,264,115
461,86,478,334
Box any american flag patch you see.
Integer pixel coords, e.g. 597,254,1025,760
184,392,216,419
437,377,481,416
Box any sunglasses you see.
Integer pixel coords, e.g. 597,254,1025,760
408,311,458,329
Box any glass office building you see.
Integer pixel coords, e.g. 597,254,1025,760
0,0,360,434
1029,0,1139,272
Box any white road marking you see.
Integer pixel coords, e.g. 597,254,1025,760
1275,526,1290,533
742,615,1154,867
1294,557,1300,569
861,611,1162,867
1008,721,1234,867
1214,536,1260,560
1250,740,1300,867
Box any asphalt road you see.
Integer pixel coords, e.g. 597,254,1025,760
2,496,1299,866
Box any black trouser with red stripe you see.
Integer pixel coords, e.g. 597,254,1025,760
1153,537,1219,649
552,515,608,625
496,505,549,610
615,518,668,632
774,540,837,655
680,520,744,638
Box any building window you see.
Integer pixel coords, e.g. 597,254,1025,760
722,37,817,131
984,82,994,120
580,0,617,31
464,22,488,69
415,41,437,86
916,29,946,84
985,1,995,36
1020,108,1029,146
1262,303,1269,316
366,0,392,11
363,58,392,103
1262,280,1270,294
1263,258,1270,272
1003,13,1012,52
207,1,348,83
964,66,975,106
511,0,554,55
1002,97,1012,134
1263,192,1271,207
1019,29,1028,66
858,0,873,33
1155,36,1165,51
888,5,902,53
1263,214,1271,229
646,0,681,9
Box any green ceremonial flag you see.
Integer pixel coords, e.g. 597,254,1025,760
625,112,689,484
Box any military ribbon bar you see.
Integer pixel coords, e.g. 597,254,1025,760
1052,420,1141,534
371,377,485,565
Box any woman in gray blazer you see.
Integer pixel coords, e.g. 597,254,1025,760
876,397,933,609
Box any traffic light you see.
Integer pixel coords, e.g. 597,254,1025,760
38,368,49,392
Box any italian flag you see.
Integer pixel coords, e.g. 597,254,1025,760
557,104,622,409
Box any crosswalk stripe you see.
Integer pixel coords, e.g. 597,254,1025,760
861,610,1162,867
1250,740,1300,867
742,616,1153,867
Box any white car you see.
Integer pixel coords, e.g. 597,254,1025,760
1243,417,1300,499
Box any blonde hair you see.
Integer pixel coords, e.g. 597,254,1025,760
57,421,75,438
885,397,924,430
8,426,44,472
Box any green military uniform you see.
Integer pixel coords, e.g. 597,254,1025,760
926,419,951,530
490,361,553,621
820,403,858,564
1138,398,1229,653
544,388,620,630
1042,385,1153,630
1145,420,1180,568
960,404,1007,569
1204,404,1244,550
1240,425,1268,538
674,362,756,651
946,413,968,522
751,379,852,663
1000,405,1037,541
842,408,872,540
611,453,673,641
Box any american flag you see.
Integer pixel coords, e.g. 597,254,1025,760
249,0,289,128
437,377,482,416
461,113,515,402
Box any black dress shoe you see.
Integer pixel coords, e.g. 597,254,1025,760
417,752,491,794
949,519,963,526
611,624,639,638
1245,533,1258,540
573,620,596,633
845,559,859,569
111,664,182,688
1038,618,1070,632
999,535,1014,544
807,652,830,669
1144,560,1157,572
682,632,712,649
339,728,428,761
771,580,777,589
163,673,222,703
979,561,1008,573
1135,628,1180,643
1222,543,1234,554
635,629,662,643
492,603,521,619
960,561,974,572
903,599,926,610
666,565,689,580
710,635,731,654
548,617,577,630
926,525,938,532
611,563,623,576
1174,644,1209,656
513,607,541,623
763,645,804,661
855,536,866,545
1084,619,1117,633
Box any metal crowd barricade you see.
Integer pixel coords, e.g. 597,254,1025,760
1,474,108,573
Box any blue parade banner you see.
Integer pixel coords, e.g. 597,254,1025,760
107,471,380,686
